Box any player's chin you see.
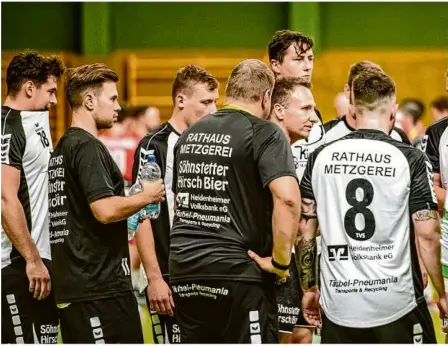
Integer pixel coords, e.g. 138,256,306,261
299,129,312,139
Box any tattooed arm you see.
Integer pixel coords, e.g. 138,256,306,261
413,209,444,296
296,197,319,291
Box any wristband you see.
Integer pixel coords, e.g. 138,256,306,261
271,258,290,271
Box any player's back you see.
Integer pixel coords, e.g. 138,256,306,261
170,108,296,284
304,129,436,328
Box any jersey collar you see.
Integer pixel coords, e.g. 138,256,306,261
222,104,255,117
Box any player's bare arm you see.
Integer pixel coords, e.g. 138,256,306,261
136,220,174,316
296,197,321,327
413,209,447,316
434,173,447,209
90,179,165,224
296,197,318,290
1,164,50,300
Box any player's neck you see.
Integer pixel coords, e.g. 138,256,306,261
355,115,389,135
270,117,291,145
3,95,34,111
224,97,265,119
169,110,188,134
71,110,100,137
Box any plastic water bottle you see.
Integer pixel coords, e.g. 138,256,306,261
127,154,162,239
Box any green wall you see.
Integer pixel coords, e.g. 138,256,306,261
111,2,287,50
1,2,80,51
321,2,448,49
2,2,447,54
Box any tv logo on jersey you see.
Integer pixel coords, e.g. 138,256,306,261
328,245,349,261
176,193,189,208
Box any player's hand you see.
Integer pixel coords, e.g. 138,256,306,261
302,288,321,328
26,258,51,300
247,250,289,281
147,278,175,317
437,293,448,334
141,179,165,204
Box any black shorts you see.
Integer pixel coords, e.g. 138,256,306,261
144,289,181,343
1,259,59,344
59,292,143,343
276,253,310,333
172,279,278,343
321,300,436,344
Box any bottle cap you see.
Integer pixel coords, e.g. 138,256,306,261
147,154,156,163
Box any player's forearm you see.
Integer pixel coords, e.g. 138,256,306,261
135,220,163,281
296,198,318,291
413,210,445,295
434,185,446,210
1,198,41,263
271,197,300,266
90,194,150,224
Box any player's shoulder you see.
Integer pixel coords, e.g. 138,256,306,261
323,116,341,133
139,122,175,148
1,107,25,133
426,117,448,136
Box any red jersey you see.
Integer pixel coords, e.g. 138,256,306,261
99,130,140,183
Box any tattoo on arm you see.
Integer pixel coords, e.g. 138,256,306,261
413,209,438,222
302,198,317,221
296,238,317,290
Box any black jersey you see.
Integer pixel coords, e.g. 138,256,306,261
1,107,53,269
422,117,448,189
132,122,180,278
48,127,132,304
169,108,298,283
301,129,438,328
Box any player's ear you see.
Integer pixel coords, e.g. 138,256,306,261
270,59,281,75
261,89,271,112
349,103,356,119
176,93,186,110
343,84,350,99
391,103,398,121
23,80,35,98
273,103,284,121
83,91,95,111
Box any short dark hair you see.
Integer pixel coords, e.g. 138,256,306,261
352,70,396,113
271,77,312,109
399,98,425,123
430,96,448,113
347,61,383,88
225,59,275,103
172,65,219,103
6,50,65,97
65,63,119,110
268,30,314,63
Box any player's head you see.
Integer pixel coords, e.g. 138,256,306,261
65,63,121,130
429,96,448,122
6,51,65,111
172,65,219,126
225,59,275,119
142,106,161,131
334,92,350,118
268,30,314,82
351,70,397,132
270,77,318,142
396,98,425,134
345,61,383,117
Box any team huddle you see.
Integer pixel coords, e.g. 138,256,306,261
1,30,448,344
